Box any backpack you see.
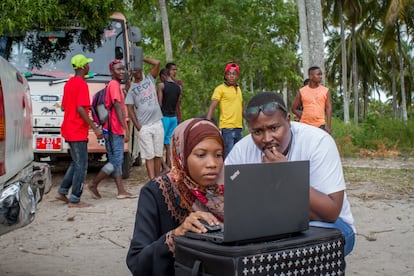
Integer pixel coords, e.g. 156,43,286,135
91,86,110,126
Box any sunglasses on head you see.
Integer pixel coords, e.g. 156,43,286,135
243,102,287,121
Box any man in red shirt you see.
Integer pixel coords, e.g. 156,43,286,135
88,59,136,200
55,54,103,208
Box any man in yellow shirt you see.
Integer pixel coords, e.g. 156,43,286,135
206,63,243,157
292,66,332,134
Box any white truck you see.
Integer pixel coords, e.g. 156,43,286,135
0,56,52,236
2,12,142,179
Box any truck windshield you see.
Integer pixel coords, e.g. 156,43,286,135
0,18,126,80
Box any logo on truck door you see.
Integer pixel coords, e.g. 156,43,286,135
41,106,57,115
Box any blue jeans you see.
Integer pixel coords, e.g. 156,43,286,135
310,218,355,256
58,141,88,203
221,128,242,157
102,132,124,177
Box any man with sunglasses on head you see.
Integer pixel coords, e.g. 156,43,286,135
225,92,355,257
206,62,243,157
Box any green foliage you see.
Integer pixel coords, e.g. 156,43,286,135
332,117,414,158
128,0,300,120
0,0,120,36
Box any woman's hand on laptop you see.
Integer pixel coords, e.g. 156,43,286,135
174,211,222,236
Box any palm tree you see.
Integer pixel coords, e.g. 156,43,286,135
297,0,309,77
323,0,351,123
377,0,413,120
297,0,325,80
159,0,173,61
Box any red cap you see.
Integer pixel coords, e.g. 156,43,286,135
109,59,123,71
225,63,240,74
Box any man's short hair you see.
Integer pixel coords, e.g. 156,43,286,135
308,66,321,75
165,62,176,69
246,92,288,117
159,68,169,78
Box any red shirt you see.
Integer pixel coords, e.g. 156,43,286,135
61,76,91,141
105,79,127,135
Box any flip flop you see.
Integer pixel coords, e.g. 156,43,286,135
116,194,138,199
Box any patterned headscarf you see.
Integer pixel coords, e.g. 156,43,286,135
156,118,225,222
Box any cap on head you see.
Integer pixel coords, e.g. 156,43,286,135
71,54,93,69
109,59,123,71
224,63,240,74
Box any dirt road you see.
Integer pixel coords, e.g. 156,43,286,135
0,158,413,275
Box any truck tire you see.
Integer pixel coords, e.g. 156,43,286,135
122,152,131,179
34,153,41,162
133,152,142,166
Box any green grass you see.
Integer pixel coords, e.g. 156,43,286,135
332,117,414,158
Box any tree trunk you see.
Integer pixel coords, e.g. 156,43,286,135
391,55,398,119
339,1,350,123
305,0,325,83
352,28,358,126
296,0,309,78
396,23,408,121
159,0,173,61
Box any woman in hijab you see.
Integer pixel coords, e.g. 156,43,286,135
126,118,225,275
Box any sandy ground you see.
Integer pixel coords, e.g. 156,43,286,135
0,158,413,276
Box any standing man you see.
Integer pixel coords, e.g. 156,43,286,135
125,57,164,180
206,62,243,157
226,92,355,256
165,62,183,123
157,68,182,169
55,54,103,208
88,59,136,199
291,66,332,134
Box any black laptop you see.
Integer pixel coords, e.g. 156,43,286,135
185,161,310,244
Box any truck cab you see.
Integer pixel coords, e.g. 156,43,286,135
0,56,52,236
1,12,143,179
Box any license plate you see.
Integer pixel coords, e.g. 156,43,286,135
36,136,62,151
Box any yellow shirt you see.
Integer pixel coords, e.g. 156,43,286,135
211,83,243,129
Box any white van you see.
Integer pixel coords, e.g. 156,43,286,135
0,56,52,236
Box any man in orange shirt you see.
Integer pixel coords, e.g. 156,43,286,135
292,66,332,134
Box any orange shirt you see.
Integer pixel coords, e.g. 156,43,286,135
299,85,328,127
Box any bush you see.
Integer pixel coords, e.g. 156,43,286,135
332,117,414,158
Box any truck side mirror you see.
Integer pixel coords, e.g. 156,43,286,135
129,27,142,43
131,45,143,71
115,46,124,60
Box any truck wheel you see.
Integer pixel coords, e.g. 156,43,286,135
133,152,142,166
34,153,41,162
122,152,131,179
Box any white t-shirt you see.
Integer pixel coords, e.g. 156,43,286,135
225,121,355,232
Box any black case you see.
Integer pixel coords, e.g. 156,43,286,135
175,226,345,276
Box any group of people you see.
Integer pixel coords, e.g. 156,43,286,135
54,53,355,275
126,66,355,275
55,55,183,207
125,58,183,180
